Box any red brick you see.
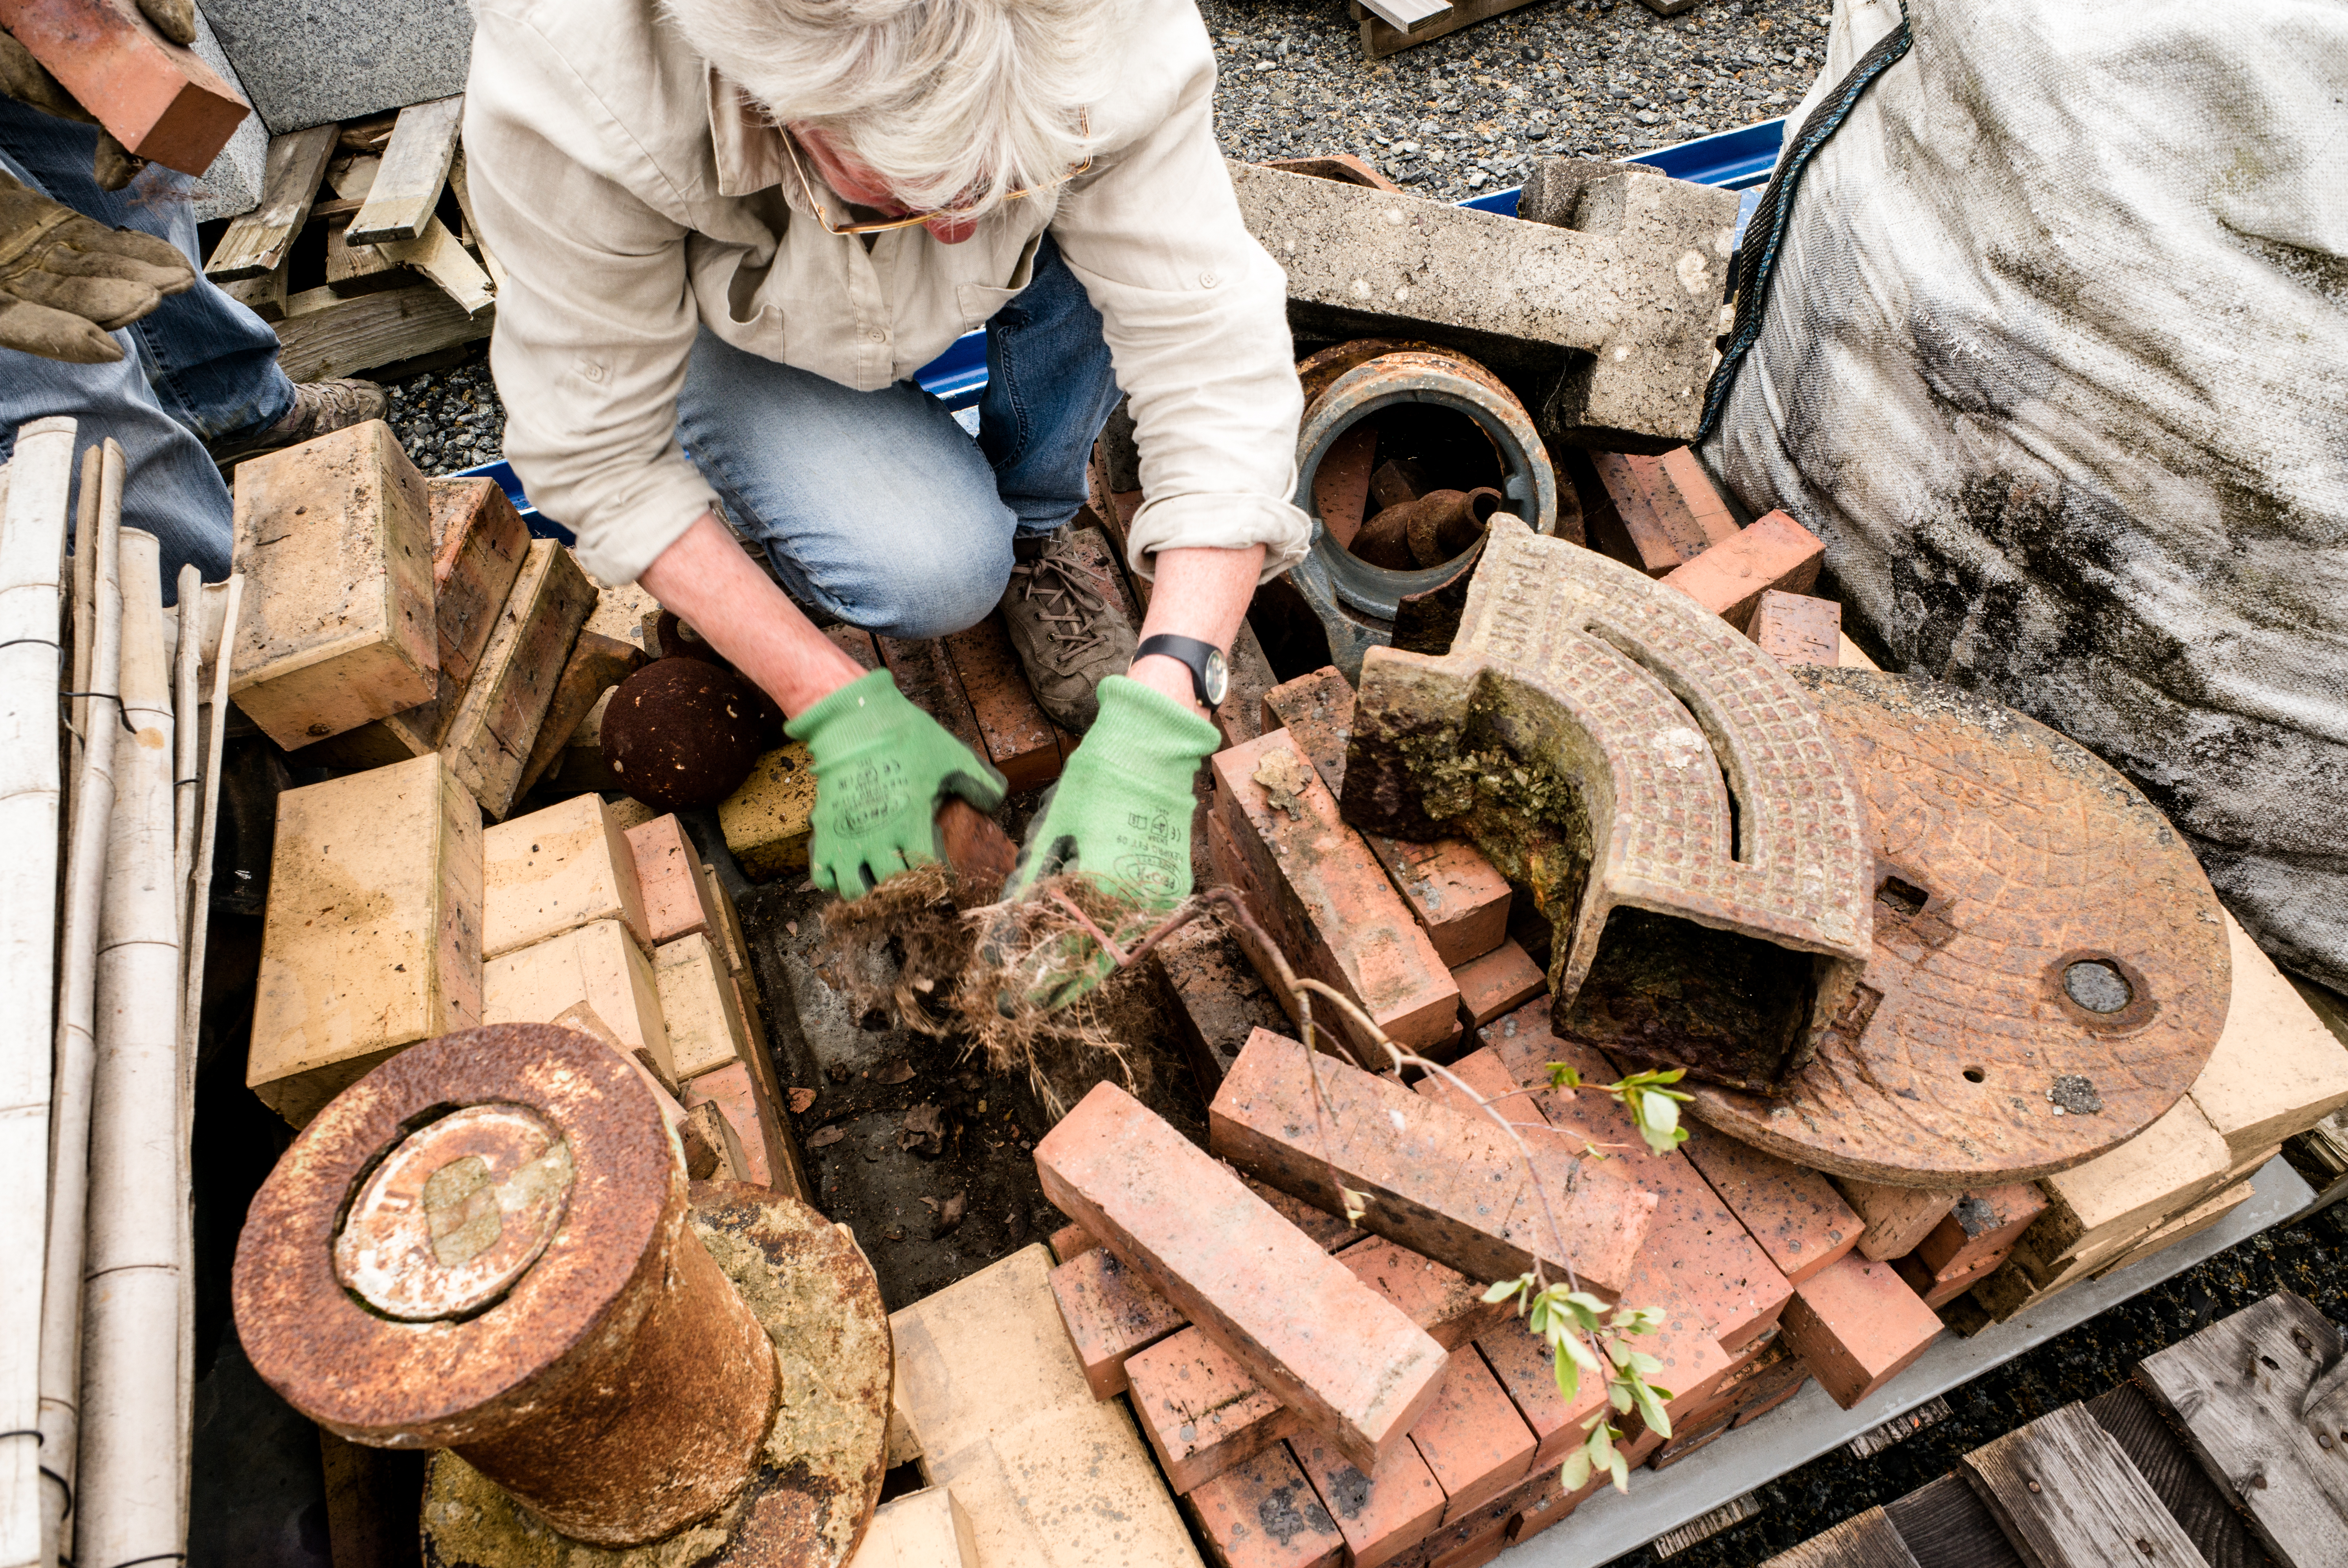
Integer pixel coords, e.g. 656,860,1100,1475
1408,1349,1536,1525
942,612,1062,791
1776,1251,1943,1409
679,1061,789,1193
1587,451,1728,577
1893,1247,2006,1309
1660,509,1827,632
1615,1266,1734,1439
1832,1176,1959,1264
1451,940,1545,1029
1396,1455,1579,1568
1658,448,1740,547
1337,1237,1508,1351
873,635,990,768
1675,1331,1800,1432
1047,1222,1097,1264
0,0,248,174
1047,1244,1188,1399
1291,1433,1447,1568
1211,1028,1656,1301
1747,588,1841,667
1211,731,1460,1054
824,624,880,669
1245,1171,1368,1254
1036,1081,1448,1470
1646,1409,1736,1470
1155,918,1292,1094
1128,1327,1301,1495
624,814,715,946
1413,1046,1549,1134
1732,1370,1811,1427
1185,1443,1345,1568
1679,1123,1860,1286
1474,1325,1608,1469
1913,1183,2049,1277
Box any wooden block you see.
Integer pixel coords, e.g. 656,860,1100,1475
624,814,717,945
1912,1183,2048,1278
483,793,649,958
1660,511,1827,632
719,743,818,881
1213,1029,1655,1301
0,0,248,174
248,755,482,1126
1777,1253,1941,1410
943,612,1062,791
515,631,648,800
857,1485,978,1568
229,420,438,749
1450,940,1544,1029
1960,1403,2203,1568
442,540,597,821
2188,913,2348,1164
424,476,530,689
325,213,407,298
272,283,493,386
653,933,747,1081
347,95,464,245
218,258,288,322
1035,1081,1449,1472
1832,1178,1959,1264
207,124,339,280
1756,1506,1919,1567
1291,1433,1447,1568
888,1246,1203,1567
1127,1326,1302,1495
1680,1123,1861,1286
2084,1382,2272,1568
1048,1245,1188,1401
1748,590,1842,667
1407,1352,1536,1525
1186,1444,1346,1568
483,918,670,1074
2029,1095,2231,1264
326,154,495,317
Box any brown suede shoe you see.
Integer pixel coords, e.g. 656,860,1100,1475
210,378,389,470
998,529,1137,734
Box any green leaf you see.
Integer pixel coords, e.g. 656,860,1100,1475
1607,1450,1630,1492
1609,1381,1634,1413
1482,1275,1529,1304
1546,1064,1583,1089
1552,1350,1581,1405
1559,1450,1592,1492
1587,1423,1616,1464
1644,1092,1682,1136
1339,1186,1370,1226
1560,1332,1602,1374
1630,1379,1671,1438
1625,1351,1665,1377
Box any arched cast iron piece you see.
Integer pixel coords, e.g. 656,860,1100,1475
232,1024,780,1547
1684,669,2232,1189
1343,517,1875,1088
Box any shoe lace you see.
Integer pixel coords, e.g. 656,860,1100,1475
1013,546,1112,658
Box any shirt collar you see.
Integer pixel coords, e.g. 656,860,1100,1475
706,64,794,200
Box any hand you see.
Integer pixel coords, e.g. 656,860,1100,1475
0,172,192,362
785,669,1007,898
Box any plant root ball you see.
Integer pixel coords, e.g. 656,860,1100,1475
600,660,773,810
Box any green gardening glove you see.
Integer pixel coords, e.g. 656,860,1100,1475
786,669,1007,898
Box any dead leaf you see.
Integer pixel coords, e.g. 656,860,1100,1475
788,1087,817,1114
898,1102,945,1154
875,1059,915,1085
807,1124,846,1148
785,920,800,937
930,1189,967,1237
1253,746,1312,821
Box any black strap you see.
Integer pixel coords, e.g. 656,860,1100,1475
1697,3,1915,444
1135,634,1220,711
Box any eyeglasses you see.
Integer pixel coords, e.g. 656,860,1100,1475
780,112,1092,236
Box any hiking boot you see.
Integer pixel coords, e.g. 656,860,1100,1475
998,528,1136,734
209,378,388,470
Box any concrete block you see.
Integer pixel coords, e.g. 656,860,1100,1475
2188,914,2348,1163
482,794,649,959
624,813,717,946
2030,1095,2231,1261
1659,510,1825,633
183,7,265,218
1747,589,1842,667
424,476,531,689
1585,450,1737,578
1335,1238,1509,1352
1451,940,1545,1029
229,421,437,749
1211,731,1460,1055
1911,1182,2047,1278
943,612,1065,792
1474,1325,1608,1469
1185,1444,1345,1568
1231,159,1739,451
1679,1124,1860,1286
856,1485,978,1568
718,743,817,881
1777,1253,1942,1409
1832,1177,1959,1264
0,0,248,171
248,753,481,1125
1154,918,1292,1094
483,918,670,1076
1035,1081,1449,1471
193,0,473,134
1211,1028,1655,1301
888,1246,1203,1568
1409,1350,1536,1526
653,933,747,1081
1292,1433,1447,1568
1048,1245,1188,1401
1128,1327,1301,1495
441,540,597,821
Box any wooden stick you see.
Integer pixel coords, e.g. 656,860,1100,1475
76,526,184,1568
347,95,464,245
446,150,509,292
330,154,495,318
0,418,73,1568
169,562,202,1544
205,124,339,281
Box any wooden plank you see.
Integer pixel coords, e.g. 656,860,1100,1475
325,216,407,297
329,155,495,318
2088,1382,2275,1568
1881,1475,2028,1568
207,124,338,280
1760,1506,1921,1568
1359,0,1449,29
2138,1290,2348,1568
219,255,288,322
1353,0,1543,58
348,95,464,245
445,152,509,292
273,285,492,384
1960,1403,2205,1568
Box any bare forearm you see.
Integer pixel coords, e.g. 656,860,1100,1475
636,512,866,718
1128,545,1266,715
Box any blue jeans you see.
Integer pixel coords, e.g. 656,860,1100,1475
0,98,295,597
675,234,1123,639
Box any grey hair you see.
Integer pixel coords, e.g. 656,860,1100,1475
664,0,1115,218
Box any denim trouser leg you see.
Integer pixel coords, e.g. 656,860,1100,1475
674,233,1121,639
0,99,292,592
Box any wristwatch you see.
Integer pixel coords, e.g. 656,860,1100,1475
1135,634,1228,713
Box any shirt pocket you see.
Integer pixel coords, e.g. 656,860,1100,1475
951,233,1044,329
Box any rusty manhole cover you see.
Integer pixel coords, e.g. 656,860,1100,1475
1684,669,2232,1187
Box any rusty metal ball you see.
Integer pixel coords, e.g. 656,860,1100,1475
600,659,775,811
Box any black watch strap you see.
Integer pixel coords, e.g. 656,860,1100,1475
1135,633,1224,712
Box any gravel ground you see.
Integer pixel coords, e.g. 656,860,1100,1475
382,0,1826,466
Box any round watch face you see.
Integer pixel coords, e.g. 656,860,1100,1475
1202,648,1229,707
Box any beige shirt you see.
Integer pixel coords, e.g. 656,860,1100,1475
461,0,1312,588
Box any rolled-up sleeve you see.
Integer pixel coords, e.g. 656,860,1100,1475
463,11,718,586
1049,23,1311,583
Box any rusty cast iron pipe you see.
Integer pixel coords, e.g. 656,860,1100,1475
1352,486,1505,570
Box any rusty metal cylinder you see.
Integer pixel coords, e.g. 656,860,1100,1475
232,1024,779,1547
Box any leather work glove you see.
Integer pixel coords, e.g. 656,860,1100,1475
785,669,1007,898
0,172,192,361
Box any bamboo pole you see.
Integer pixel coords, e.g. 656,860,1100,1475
36,441,119,1568
168,562,202,1546
67,447,97,830
0,418,73,1568
75,526,182,1568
